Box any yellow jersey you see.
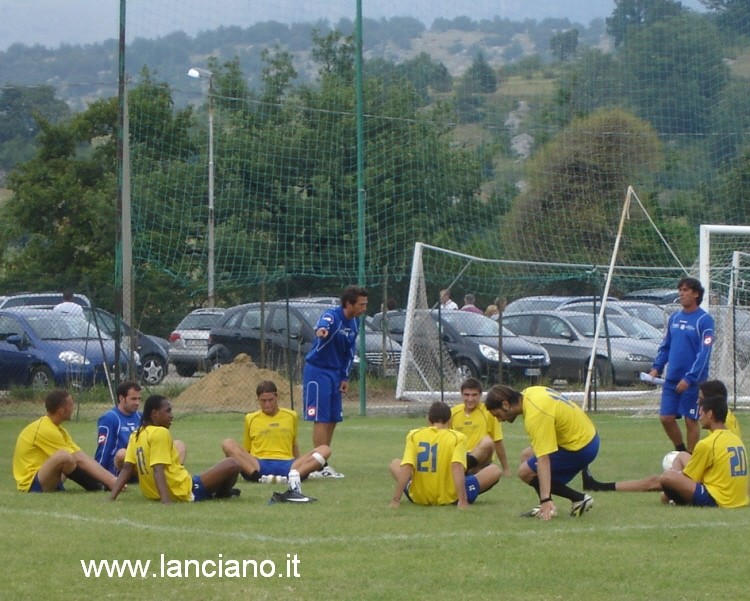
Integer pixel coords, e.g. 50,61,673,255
243,408,298,460
683,429,749,508
125,425,192,502
401,426,467,506
450,402,503,450
521,387,596,457
13,416,81,492
726,410,742,440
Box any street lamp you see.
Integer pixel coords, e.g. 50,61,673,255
187,67,215,307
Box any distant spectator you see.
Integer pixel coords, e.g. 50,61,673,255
53,289,84,316
461,294,483,314
485,304,499,320
494,297,508,313
440,289,458,311
386,297,397,311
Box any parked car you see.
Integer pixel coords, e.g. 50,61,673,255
207,301,401,376
0,308,129,389
169,308,226,377
620,288,680,305
501,310,658,385
563,300,669,331
0,291,91,309
84,308,170,385
503,295,618,314
370,309,550,383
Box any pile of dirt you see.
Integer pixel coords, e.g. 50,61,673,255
173,353,299,411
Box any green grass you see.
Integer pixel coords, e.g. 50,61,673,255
2,411,749,601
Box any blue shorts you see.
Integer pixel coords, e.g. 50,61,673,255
28,473,65,493
303,364,343,423
404,475,481,505
660,381,699,420
526,434,600,485
258,458,294,477
191,475,212,502
691,483,718,507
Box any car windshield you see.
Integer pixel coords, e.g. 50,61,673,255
179,313,224,330
27,315,112,341
436,311,516,337
565,314,628,338
607,316,662,339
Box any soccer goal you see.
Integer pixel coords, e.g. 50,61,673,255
395,241,670,408
699,225,750,408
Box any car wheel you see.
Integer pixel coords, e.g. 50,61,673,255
456,359,479,380
174,363,196,378
30,365,55,390
586,358,613,387
141,355,166,385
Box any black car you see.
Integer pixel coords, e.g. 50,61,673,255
85,308,170,385
207,301,402,376
370,309,550,383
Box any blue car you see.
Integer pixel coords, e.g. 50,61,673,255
0,308,129,389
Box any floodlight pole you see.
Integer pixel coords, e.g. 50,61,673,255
188,67,215,307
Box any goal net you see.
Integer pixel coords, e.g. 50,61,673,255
700,226,750,408
398,219,750,411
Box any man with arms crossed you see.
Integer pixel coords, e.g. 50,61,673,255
649,276,714,453
303,285,368,478
449,377,510,477
94,381,142,476
13,389,117,492
389,401,501,508
222,380,330,500
485,385,598,520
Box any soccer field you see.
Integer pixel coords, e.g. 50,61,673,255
2,411,749,601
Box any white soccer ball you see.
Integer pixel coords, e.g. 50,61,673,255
662,450,680,471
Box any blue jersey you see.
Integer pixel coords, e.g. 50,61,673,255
94,407,142,475
653,307,714,385
304,305,359,381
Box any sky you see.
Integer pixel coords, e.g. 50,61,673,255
0,0,707,51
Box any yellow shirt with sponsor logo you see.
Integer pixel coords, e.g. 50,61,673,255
243,408,298,460
450,402,503,450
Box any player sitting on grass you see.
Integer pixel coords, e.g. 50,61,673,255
389,401,501,509
449,377,510,477
583,378,743,492
577,394,748,508
222,380,329,501
109,395,241,504
13,389,118,493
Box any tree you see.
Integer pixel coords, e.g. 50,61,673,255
500,108,664,265
0,85,70,178
606,0,687,46
550,29,579,62
463,52,498,94
699,1,750,35
620,14,729,135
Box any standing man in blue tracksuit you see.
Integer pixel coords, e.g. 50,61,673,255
648,277,715,453
303,286,368,478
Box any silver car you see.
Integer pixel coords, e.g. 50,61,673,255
169,308,226,377
502,310,658,386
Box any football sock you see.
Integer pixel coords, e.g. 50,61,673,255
241,469,261,482
582,467,616,492
550,481,585,503
466,454,479,470
66,467,105,491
